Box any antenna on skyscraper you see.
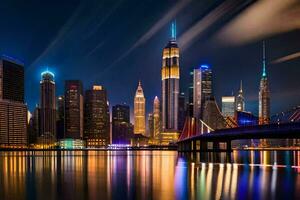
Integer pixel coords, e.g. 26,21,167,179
262,41,266,77
171,20,176,40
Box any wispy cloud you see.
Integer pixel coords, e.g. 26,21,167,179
215,0,300,46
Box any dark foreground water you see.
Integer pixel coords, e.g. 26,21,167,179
0,150,300,200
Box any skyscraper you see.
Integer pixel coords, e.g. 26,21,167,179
134,81,146,135
178,92,186,131
112,104,131,144
235,80,245,112
161,22,180,132
193,65,213,119
65,80,84,139
259,42,270,125
222,96,235,118
188,71,194,117
148,113,154,138
56,95,64,139
84,85,110,147
0,56,24,102
0,56,27,147
153,96,160,138
40,70,56,143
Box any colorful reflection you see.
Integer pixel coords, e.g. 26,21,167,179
0,150,300,199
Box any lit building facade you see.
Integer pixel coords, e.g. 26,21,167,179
0,56,27,147
193,65,213,119
65,80,84,139
153,96,160,138
235,80,245,112
134,81,146,135
56,95,64,139
188,71,194,117
259,42,270,125
148,113,154,138
112,104,132,144
161,22,180,132
84,85,110,147
222,96,235,118
40,71,56,144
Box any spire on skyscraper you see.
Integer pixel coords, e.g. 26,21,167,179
262,41,267,77
239,80,243,93
171,21,176,40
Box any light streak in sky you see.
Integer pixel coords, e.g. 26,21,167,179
92,0,191,78
178,0,244,52
271,52,300,64
28,2,85,70
216,0,300,46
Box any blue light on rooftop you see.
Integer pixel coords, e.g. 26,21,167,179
41,68,55,78
200,64,210,69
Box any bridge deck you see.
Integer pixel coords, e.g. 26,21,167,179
178,122,300,142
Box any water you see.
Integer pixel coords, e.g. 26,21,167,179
0,150,300,200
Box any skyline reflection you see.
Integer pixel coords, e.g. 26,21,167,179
0,150,300,199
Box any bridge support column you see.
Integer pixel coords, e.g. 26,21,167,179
192,141,196,152
200,141,207,152
226,140,232,152
213,142,220,151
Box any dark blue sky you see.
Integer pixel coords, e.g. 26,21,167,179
0,0,299,117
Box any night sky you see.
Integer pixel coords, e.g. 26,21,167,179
0,0,299,118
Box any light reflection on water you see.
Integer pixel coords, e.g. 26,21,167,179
0,150,300,200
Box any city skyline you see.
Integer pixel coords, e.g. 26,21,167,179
1,1,300,199
0,1,299,117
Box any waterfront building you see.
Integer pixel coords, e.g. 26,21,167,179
84,85,110,147
31,106,40,144
193,65,213,119
134,81,146,135
56,95,64,139
153,96,161,139
40,70,56,144
58,139,85,149
161,22,180,132
112,104,132,144
178,92,186,131
0,57,27,147
222,96,235,118
258,41,270,125
235,80,245,112
148,113,154,138
188,71,194,117
64,80,84,139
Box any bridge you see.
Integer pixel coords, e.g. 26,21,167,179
177,117,300,152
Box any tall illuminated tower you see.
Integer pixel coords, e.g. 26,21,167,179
153,96,160,138
161,22,180,131
84,85,110,147
0,56,27,147
134,81,146,135
40,70,56,142
259,41,270,125
235,80,245,112
193,65,212,119
65,80,84,139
